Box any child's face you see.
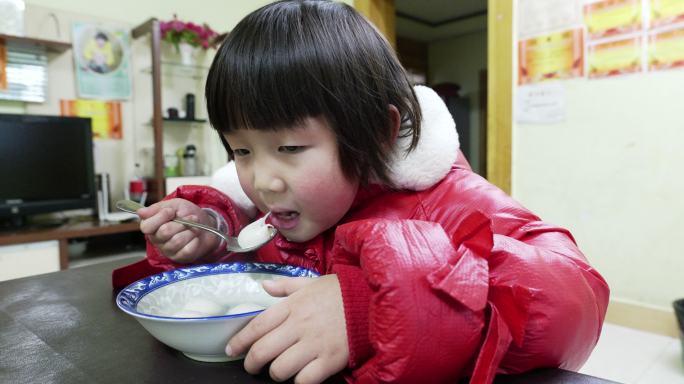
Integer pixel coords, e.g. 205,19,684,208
224,116,359,242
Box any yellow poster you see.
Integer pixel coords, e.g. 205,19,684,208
648,27,684,70
0,39,7,90
60,99,122,139
651,0,684,27
584,0,642,39
518,29,584,85
588,37,642,78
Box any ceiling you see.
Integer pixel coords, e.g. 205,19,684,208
395,0,488,42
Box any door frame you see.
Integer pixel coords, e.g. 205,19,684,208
486,0,513,194
356,0,512,191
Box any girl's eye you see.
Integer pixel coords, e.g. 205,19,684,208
233,148,250,157
278,146,303,153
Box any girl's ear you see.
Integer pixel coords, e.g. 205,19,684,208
388,104,401,143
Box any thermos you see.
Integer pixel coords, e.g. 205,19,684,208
185,93,195,120
183,144,198,176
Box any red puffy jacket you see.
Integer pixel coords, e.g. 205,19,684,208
113,86,609,383
113,163,608,383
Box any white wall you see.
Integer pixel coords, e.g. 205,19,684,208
511,26,684,309
428,30,487,172
24,0,274,35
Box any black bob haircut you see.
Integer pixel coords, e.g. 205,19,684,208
205,0,421,186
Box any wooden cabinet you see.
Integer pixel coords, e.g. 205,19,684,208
0,220,140,275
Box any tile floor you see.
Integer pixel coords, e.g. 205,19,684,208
580,323,684,383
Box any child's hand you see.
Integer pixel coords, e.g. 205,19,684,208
227,275,349,384
138,198,221,263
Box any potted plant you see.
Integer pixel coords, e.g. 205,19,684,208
159,15,218,65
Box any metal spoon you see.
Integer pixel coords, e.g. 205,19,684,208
115,199,277,253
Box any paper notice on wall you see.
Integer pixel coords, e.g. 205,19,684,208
518,0,583,38
584,0,643,40
648,26,684,70
588,36,643,78
515,83,567,124
0,39,6,90
650,0,684,28
60,99,122,139
518,28,585,85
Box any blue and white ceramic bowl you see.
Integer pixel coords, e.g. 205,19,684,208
116,262,318,362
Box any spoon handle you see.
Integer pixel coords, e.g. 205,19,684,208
171,217,229,241
115,199,229,242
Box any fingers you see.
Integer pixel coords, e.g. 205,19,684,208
136,204,161,219
268,342,317,382
162,233,202,263
242,320,299,375
294,358,339,384
262,277,315,297
139,207,177,235
140,208,205,262
228,303,290,361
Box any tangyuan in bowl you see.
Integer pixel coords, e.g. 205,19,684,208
116,262,318,362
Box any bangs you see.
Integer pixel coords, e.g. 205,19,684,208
207,3,340,133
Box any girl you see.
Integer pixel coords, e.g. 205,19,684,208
113,1,609,383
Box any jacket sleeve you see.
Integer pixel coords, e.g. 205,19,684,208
487,222,610,375
112,185,251,289
450,172,610,380
331,214,493,383
331,210,609,383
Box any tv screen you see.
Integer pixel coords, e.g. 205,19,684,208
0,114,96,226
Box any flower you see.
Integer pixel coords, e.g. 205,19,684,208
160,14,219,51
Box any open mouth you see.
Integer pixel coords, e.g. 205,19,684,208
274,211,299,220
270,211,300,230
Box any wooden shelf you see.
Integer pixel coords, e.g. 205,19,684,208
132,18,226,203
0,220,139,245
131,18,165,203
163,117,207,123
142,61,209,79
0,219,140,270
0,33,71,53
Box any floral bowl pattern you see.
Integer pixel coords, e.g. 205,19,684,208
116,262,318,362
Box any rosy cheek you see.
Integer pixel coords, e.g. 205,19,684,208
296,177,355,214
236,172,258,204
292,178,325,199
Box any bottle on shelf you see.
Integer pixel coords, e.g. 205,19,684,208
185,93,195,120
164,153,179,177
183,144,198,176
129,163,147,205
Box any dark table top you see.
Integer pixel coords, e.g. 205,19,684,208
0,256,620,384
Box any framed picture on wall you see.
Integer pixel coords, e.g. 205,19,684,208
72,22,132,100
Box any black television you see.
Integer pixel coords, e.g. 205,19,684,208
0,114,97,228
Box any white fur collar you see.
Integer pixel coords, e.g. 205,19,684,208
210,85,459,216
388,85,459,190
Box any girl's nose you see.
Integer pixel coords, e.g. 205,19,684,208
253,170,286,194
